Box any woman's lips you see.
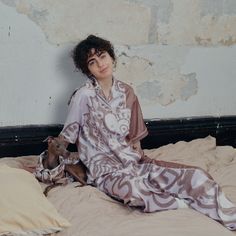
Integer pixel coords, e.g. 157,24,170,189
100,67,108,73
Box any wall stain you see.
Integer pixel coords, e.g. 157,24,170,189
219,36,236,46
137,80,162,100
195,36,212,46
180,73,198,101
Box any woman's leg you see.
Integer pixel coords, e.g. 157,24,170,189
177,168,236,230
146,158,236,230
96,171,179,212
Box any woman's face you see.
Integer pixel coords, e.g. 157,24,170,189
87,49,114,81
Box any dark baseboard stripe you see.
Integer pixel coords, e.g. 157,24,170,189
0,125,63,158
1,116,236,157
142,116,236,149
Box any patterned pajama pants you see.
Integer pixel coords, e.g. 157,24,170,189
96,158,236,230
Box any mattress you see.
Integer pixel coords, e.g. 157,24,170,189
1,136,236,236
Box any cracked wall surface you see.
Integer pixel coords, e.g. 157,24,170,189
0,0,236,125
127,0,236,46
2,0,235,46
114,46,198,105
1,0,151,45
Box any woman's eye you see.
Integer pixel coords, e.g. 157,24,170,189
100,54,106,59
88,61,94,66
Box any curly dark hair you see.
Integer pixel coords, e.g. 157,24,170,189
72,35,116,77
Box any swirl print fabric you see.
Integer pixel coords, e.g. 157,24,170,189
60,78,236,230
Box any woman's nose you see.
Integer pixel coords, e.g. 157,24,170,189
97,59,103,67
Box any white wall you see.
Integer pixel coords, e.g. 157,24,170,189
0,0,236,126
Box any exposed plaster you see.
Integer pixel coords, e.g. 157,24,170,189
115,49,198,106
1,0,150,45
135,74,198,106
115,53,155,85
2,0,235,47
1,0,236,125
157,0,236,46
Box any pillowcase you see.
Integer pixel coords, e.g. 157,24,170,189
0,164,71,236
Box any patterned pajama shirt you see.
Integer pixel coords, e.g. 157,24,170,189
60,78,236,230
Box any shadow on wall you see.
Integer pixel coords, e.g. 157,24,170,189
53,44,87,124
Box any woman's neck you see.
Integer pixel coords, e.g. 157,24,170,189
96,76,113,99
97,76,113,89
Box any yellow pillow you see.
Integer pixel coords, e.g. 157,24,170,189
0,164,71,236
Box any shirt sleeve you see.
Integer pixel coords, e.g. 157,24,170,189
60,90,83,144
126,88,148,144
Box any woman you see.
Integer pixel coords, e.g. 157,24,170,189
59,35,236,230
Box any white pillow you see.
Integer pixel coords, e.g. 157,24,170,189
0,164,71,236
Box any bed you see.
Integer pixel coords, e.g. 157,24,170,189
1,135,236,236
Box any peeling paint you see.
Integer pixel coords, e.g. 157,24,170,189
115,47,198,106
2,0,235,47
1,0,236,124
115,52,156,85
1,0,151,45
156,1,236,46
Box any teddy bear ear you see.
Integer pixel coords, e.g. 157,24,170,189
43,136,54,143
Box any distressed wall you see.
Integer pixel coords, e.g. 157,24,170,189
0,0,236,126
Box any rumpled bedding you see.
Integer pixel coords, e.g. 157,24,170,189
1,136,236,236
